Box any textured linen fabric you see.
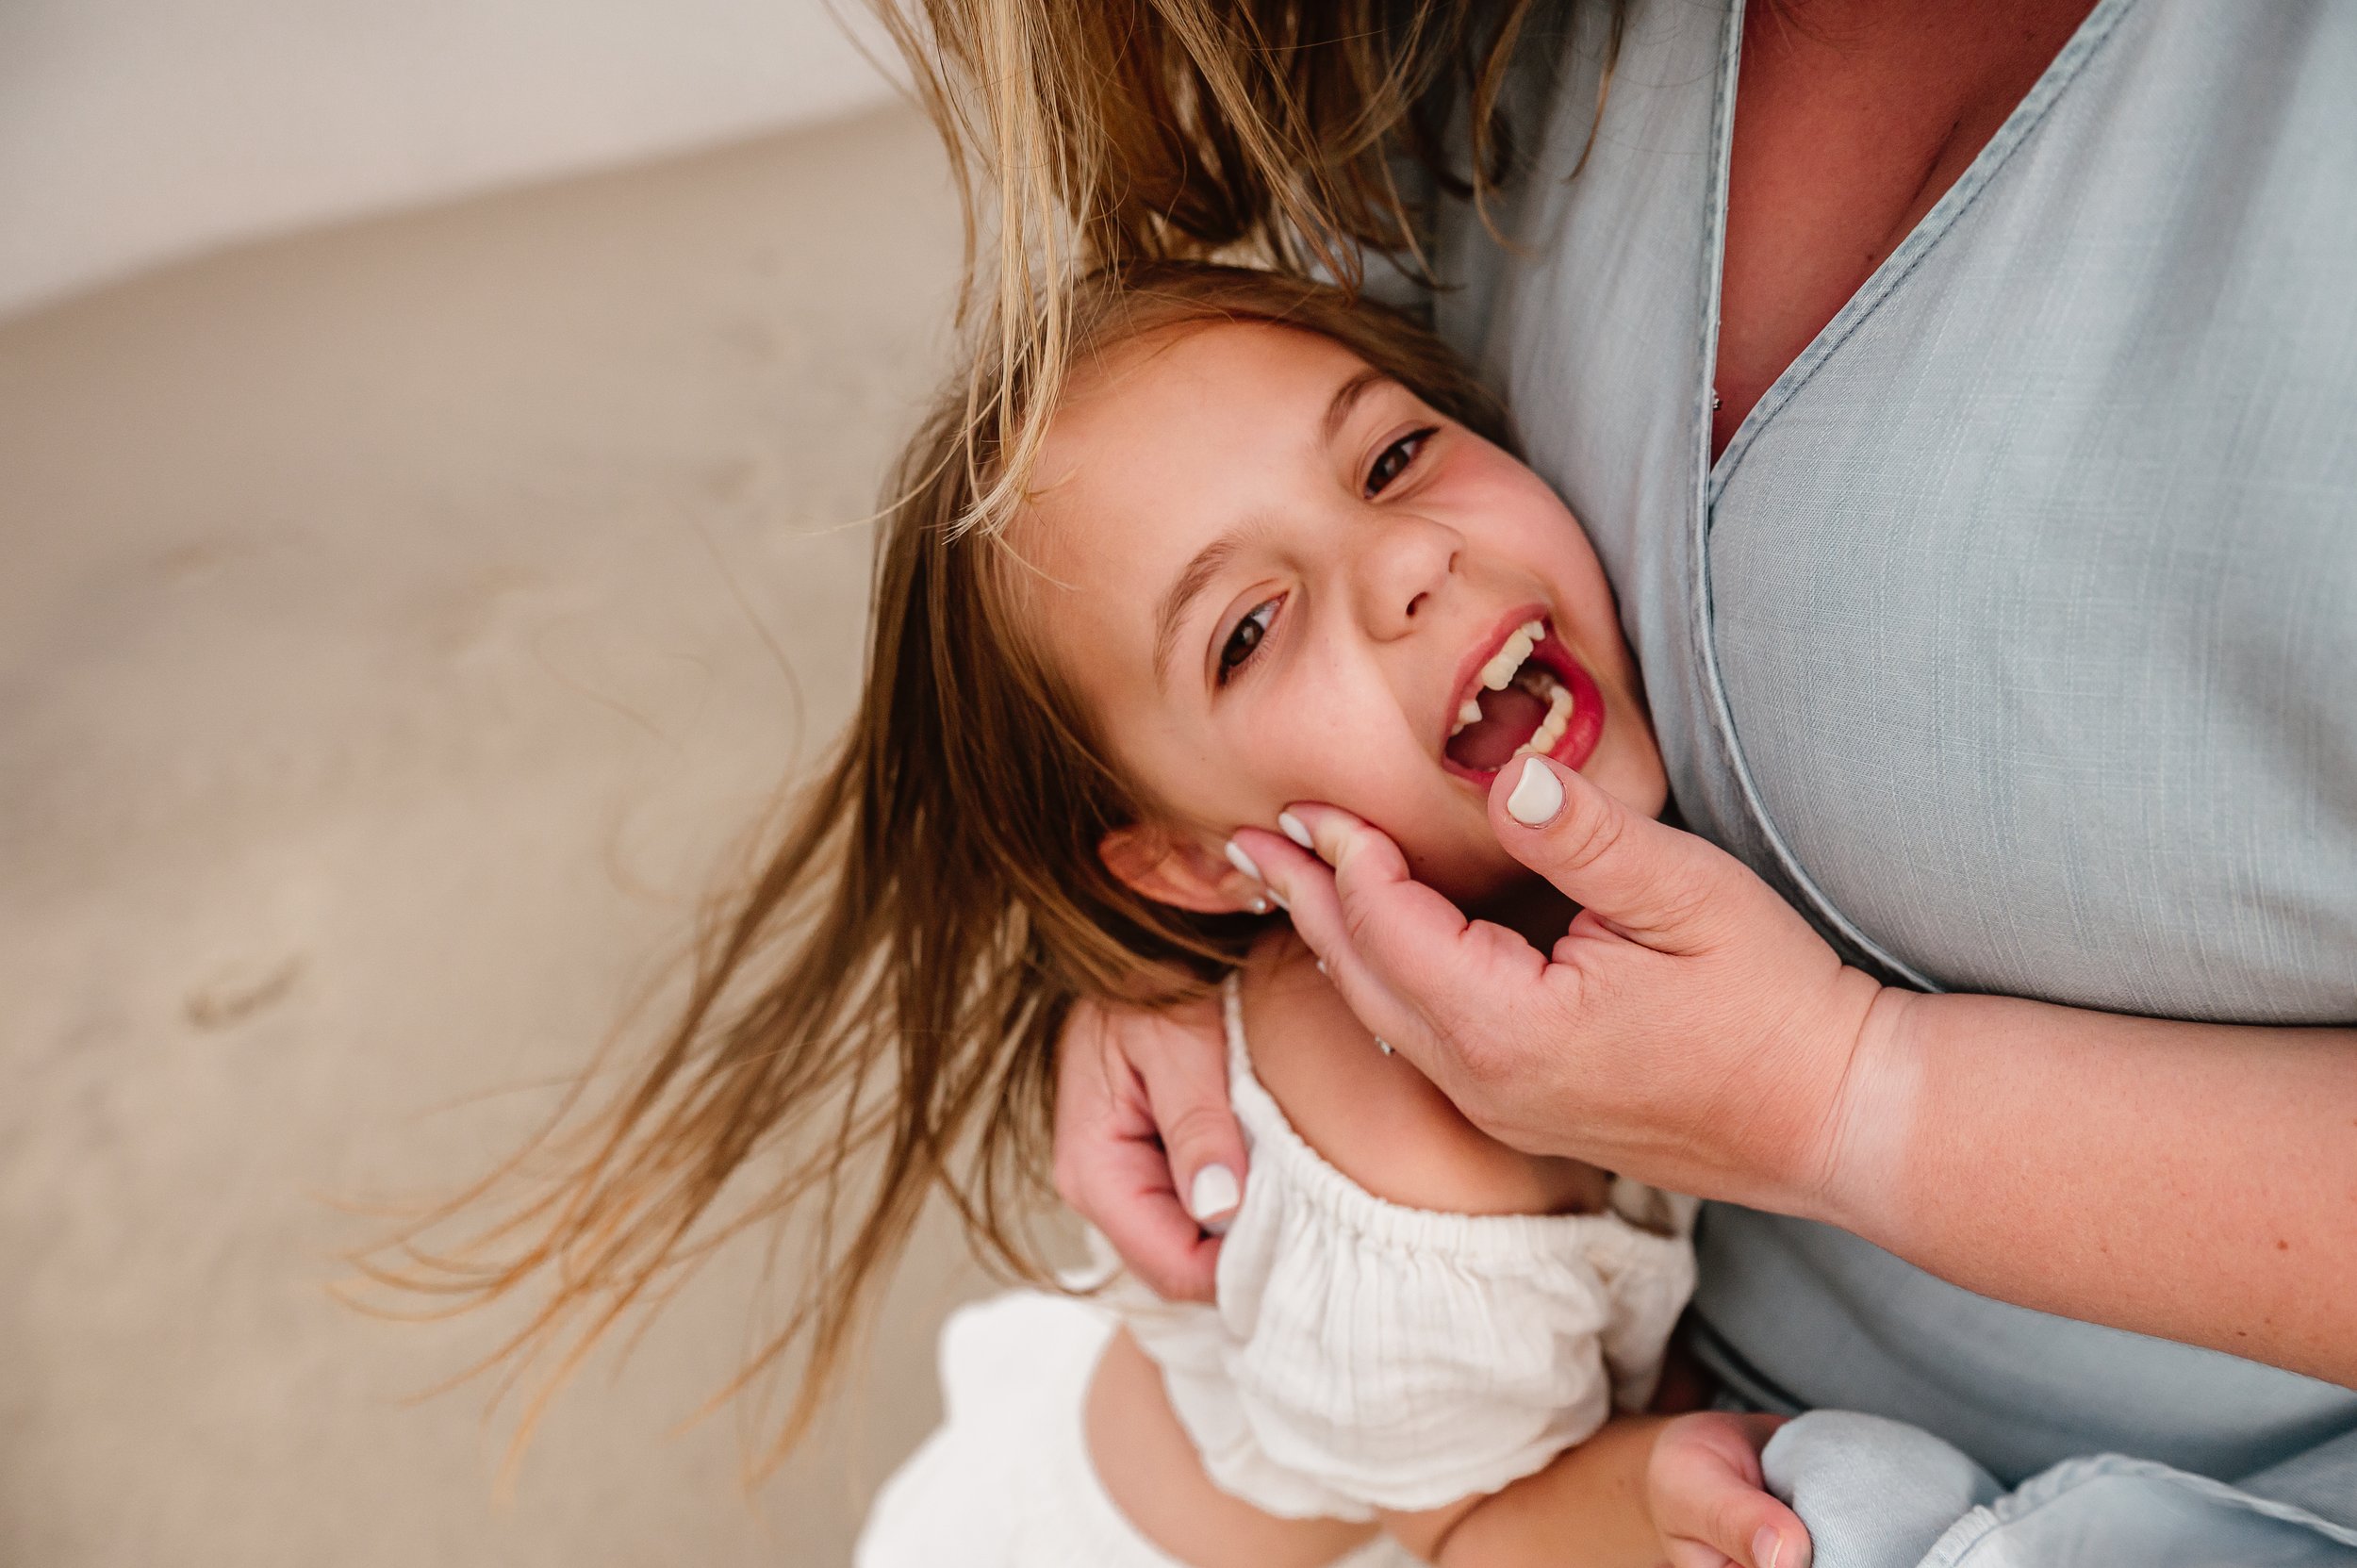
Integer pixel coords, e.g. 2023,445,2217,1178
1116,976,1697,1520
855,1290,1419,1568
1427,0,2357,1486
1761,1411,2357,1568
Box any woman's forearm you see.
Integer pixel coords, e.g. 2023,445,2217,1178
1826,989,2357,1385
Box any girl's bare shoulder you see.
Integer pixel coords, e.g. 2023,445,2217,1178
1238,935,1607,1217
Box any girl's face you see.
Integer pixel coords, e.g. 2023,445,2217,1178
1020,322,1667,916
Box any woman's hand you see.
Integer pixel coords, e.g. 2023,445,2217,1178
1649,1414,1810,1568
1053,994,1247,1301
1236,757,2357,1381
1230,757,1898,1217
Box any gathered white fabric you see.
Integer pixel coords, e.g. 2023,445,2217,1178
1115,975,1699,1521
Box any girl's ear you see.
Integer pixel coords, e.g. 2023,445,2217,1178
1098,823,1261,914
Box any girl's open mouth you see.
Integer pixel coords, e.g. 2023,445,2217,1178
1441,615,1607,783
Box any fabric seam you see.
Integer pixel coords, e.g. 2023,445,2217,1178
1682,0,2136,989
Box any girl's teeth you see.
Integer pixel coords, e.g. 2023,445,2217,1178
1451,620,1556,740
1475,619,1549,691
1512,676,1577,762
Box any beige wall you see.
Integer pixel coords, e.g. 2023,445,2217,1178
0,105,986,1565
0,0,897,318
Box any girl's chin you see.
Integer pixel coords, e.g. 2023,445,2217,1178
1368,828,1576,949
1468,876,1576,938
1390,851,1509,911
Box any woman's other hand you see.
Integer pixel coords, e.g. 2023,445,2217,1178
1230,758,1899,1220
1649,1413,1810,1568
1054,995,1246,1301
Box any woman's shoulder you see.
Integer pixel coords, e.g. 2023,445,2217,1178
1237,935,1606,1217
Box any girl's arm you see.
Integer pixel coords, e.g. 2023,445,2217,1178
1403,1411,1800,1568
1093,1330,1800,1568
1380,1417,1668,1566
1243,947,1806,1566
1233,767,2357,1388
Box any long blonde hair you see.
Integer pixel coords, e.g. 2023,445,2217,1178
371,264,1511,1472
866,0,1610,536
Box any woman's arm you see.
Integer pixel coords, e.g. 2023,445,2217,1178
1838,987,2356,1385
1232,758,2357,1387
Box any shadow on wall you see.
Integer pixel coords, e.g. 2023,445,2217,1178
0,105,993,1568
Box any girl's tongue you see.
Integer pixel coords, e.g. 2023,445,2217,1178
1444,684,1547,772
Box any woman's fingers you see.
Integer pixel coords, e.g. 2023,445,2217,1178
1236,805,1555,1101
1231,815,1420,1038
1051,998,1238,1302
1230,807,1512,1058
1649,1413,1811,1568
1129,998,1252,1233
1489,757,1750,953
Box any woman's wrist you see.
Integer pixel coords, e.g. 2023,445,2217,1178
1780,972,1922,1235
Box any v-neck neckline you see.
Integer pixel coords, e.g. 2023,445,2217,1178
1697,0,2136,503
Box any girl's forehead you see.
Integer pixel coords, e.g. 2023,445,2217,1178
1002,326,1352,697
1021,342,1277,570
1057,320,1368,433
1034,326,1371,520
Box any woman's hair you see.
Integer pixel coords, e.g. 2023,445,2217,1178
372,263,1509,1471
865,0,1614,536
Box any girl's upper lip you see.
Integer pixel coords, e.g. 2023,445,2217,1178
1442,602,1552,750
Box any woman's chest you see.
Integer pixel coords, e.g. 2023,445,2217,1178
1445,0,2357,1022
1697,0,2357,1020
1711,0,2099,454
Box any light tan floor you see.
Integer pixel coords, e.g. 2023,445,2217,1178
0,106,1001,1566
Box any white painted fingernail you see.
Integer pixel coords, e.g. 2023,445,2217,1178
1224,840,1262,883
1277,812,1313,850
1188,1164,1240,1224
1506,755,1565,826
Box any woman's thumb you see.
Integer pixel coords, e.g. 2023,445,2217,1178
1490,756,1739,949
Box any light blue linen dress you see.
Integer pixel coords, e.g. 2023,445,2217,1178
1426,0,2357,1505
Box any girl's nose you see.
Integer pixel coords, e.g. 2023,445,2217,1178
1354,514,1459,640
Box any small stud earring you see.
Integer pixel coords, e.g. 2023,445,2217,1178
1375,1037,1394,1056
1249,895,1272,916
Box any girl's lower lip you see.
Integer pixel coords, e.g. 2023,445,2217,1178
1546,657,1607,772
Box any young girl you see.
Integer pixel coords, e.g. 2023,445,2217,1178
410,262,1801,1566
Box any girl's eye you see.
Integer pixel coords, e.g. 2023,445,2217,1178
1217,599,1278,685
1365,427,1438,496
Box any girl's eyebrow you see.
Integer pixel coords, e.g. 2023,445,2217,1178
1322,366,1392,446
1152,533,1241,689
1150,370,1389,689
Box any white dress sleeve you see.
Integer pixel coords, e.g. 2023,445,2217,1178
1117,977,1698,1520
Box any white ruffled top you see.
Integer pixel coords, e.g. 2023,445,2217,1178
1114,975,1698,1522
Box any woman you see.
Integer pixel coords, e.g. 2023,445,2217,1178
886,0,2357,1560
